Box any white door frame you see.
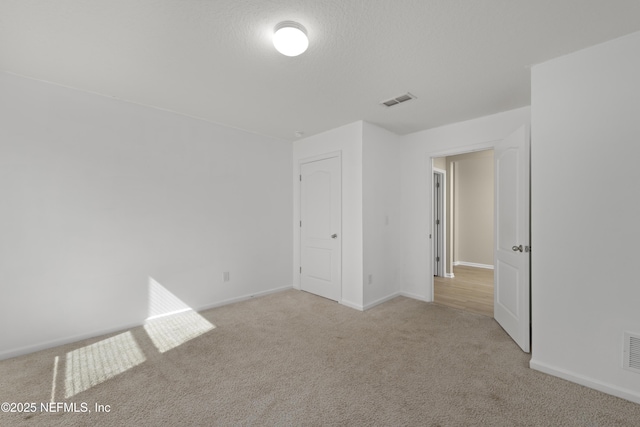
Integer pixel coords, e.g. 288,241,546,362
298,150,342,301
432,167,447,278
428,141,496,302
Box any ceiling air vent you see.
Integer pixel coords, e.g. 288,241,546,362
381,92,417,108
623,332,640,373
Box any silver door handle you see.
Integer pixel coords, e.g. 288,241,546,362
512,245,523,252
331,234,338,239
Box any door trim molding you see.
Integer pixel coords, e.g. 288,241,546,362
429,140,497,159
433,168,447,279
297,150,342,167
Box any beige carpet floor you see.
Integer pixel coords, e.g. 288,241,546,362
1,289,639,426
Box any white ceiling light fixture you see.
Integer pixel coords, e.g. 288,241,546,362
273,21,308,57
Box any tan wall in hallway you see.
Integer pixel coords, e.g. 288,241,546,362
444,149,494,270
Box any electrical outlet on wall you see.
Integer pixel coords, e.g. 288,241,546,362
223,271,230,282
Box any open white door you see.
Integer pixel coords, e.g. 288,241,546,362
300,156,341,301
494,125,530,353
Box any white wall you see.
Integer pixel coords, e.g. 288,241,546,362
0,72,293,360
293,122,364,309
530,32,640,403
399,107,530,300
362,122,401,308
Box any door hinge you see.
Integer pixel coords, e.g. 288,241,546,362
299,220,302,227
436,256,440,262
299,175,302,181
436,219,440,225
525,245,531,253
299,266,302,274
436,182,440,188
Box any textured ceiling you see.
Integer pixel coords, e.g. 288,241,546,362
1,1,640,141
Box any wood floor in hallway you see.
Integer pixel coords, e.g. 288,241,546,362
434,265,494,317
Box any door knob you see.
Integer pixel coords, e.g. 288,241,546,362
512,245,523,252
331,234,338,239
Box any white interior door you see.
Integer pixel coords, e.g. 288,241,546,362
494,125,531,353
300,156,341,301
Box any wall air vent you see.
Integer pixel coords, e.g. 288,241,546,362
623,332,640,373
380,92,417,108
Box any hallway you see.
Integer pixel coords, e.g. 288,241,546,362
434,265,493,317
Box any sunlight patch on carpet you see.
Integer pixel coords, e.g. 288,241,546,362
144,310,215,353
144,277,215,353
50,355,59,402
64,331,145,398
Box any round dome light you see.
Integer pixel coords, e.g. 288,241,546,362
273,21,308,57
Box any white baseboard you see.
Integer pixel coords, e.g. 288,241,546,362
0,285,294,362
399,291,431,302
453,261,494,270
340,299,364,311
195,285,293,312
530,359,640,404
363,292,400,310
345,291,431,310
0,320,142,361
445,273,455,278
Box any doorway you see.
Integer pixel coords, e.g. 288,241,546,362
432,150,494,317
429,125,531,353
